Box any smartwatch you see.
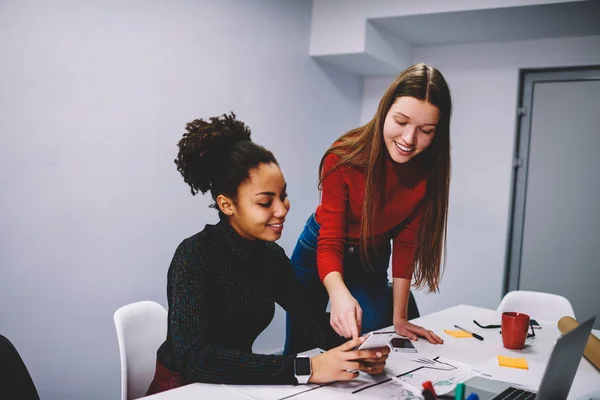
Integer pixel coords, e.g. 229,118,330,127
293,356,312,384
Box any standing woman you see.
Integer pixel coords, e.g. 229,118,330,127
285,63,451,354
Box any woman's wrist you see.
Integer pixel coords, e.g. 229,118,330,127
393,311,408,325
392,279,410,325
307,355,319,384
323,272,349,297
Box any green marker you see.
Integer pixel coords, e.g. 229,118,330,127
455,383,466,400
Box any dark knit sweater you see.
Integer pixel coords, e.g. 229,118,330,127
156,219,345,384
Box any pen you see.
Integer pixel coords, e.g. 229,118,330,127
455,382,465,400
454,325,484,341
422,389,436,400
422,381,438,399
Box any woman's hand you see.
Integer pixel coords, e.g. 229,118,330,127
329,289,362,338
308,337,390,384
394,319,443,344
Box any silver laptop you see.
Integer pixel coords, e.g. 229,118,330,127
464,317,595,400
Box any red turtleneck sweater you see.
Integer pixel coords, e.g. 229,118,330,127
314,153,427,282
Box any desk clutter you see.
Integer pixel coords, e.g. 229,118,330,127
421,380,481,400
228,353,479,400
229,315,596,400
148,305,599,400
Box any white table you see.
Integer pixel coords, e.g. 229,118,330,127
143,304,600,400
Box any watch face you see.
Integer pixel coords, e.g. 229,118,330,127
294,357,311,375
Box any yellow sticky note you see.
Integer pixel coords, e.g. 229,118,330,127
497,355,529,370
444,329,473,338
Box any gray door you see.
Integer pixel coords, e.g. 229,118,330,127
506,68,600,329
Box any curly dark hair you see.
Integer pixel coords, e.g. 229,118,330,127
174,112,278,208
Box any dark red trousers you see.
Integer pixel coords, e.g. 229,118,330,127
145,360,189,396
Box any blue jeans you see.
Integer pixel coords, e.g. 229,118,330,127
284,214,392,355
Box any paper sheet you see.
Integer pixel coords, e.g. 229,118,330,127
386,356,476,395
473,356,544,390
225,354,475,400
352,380,430,400
299,356,475,400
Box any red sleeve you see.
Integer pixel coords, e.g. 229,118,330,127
316,154,348,282
391,203,424,279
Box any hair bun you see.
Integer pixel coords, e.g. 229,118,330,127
175,112,251,195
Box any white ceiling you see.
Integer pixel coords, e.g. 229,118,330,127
374,1,600,46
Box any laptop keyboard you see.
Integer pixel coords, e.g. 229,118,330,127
492,387,536,399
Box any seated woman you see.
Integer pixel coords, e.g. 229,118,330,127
146,113,390,395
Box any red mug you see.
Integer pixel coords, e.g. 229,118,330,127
502,312,530,350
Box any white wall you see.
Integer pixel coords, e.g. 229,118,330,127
361,35,600,317
0,1,363,399
310,0,583,55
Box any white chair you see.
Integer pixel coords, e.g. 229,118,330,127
497,290,576,323
114,301,168,400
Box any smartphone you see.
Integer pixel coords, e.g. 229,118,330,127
355,332,394,350
390,337,417,353
530,319,541,329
